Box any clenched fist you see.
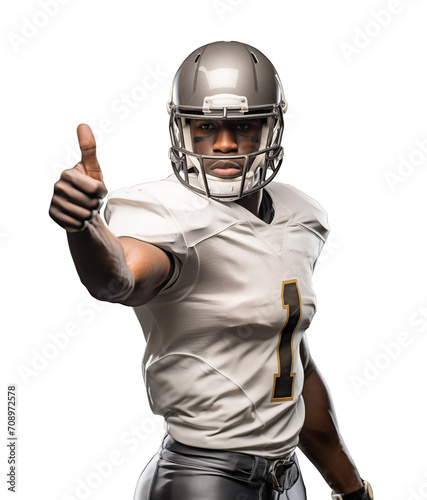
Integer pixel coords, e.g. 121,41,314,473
49,124,108,232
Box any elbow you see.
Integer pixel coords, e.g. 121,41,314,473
82,275,135,304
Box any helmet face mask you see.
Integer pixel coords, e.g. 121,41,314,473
168,41,287,202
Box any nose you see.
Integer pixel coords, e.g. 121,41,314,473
213,127,238,153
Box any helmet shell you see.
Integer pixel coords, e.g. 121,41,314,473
170,41,284,114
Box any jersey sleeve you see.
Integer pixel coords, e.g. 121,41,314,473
104,182,197,302
291,186,329,266
272,183,330,265
285,185,329,244
296,186,328,267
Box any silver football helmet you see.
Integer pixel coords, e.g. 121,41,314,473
167,41,287,202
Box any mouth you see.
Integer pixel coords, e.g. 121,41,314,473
205,159,243,178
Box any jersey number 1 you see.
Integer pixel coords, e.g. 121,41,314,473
271,279,301,402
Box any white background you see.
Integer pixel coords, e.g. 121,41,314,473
2,0,427,499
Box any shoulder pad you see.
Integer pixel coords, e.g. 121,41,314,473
105,175,239,249
268,183,329,242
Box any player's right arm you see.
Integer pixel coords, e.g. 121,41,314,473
49,124,172,306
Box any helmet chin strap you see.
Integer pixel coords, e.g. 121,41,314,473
190,171,255,202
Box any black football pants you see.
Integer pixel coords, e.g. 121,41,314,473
133,434,307,500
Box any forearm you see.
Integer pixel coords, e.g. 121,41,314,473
51,124,172,306
298,362,363,493
67,214,135,303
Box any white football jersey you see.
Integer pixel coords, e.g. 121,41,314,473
105,175,329,458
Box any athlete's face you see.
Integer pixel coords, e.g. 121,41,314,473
190,119,263,178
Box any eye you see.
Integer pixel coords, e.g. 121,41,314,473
236,123,252,131
199,123,216,131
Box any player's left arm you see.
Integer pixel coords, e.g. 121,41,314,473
298,335,372,498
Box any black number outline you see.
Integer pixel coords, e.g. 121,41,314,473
271,279,302,402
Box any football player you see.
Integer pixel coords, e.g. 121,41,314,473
49,41,373,499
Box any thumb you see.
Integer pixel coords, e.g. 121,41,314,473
77,123,103,182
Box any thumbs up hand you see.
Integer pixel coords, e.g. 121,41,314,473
49,124,108,232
